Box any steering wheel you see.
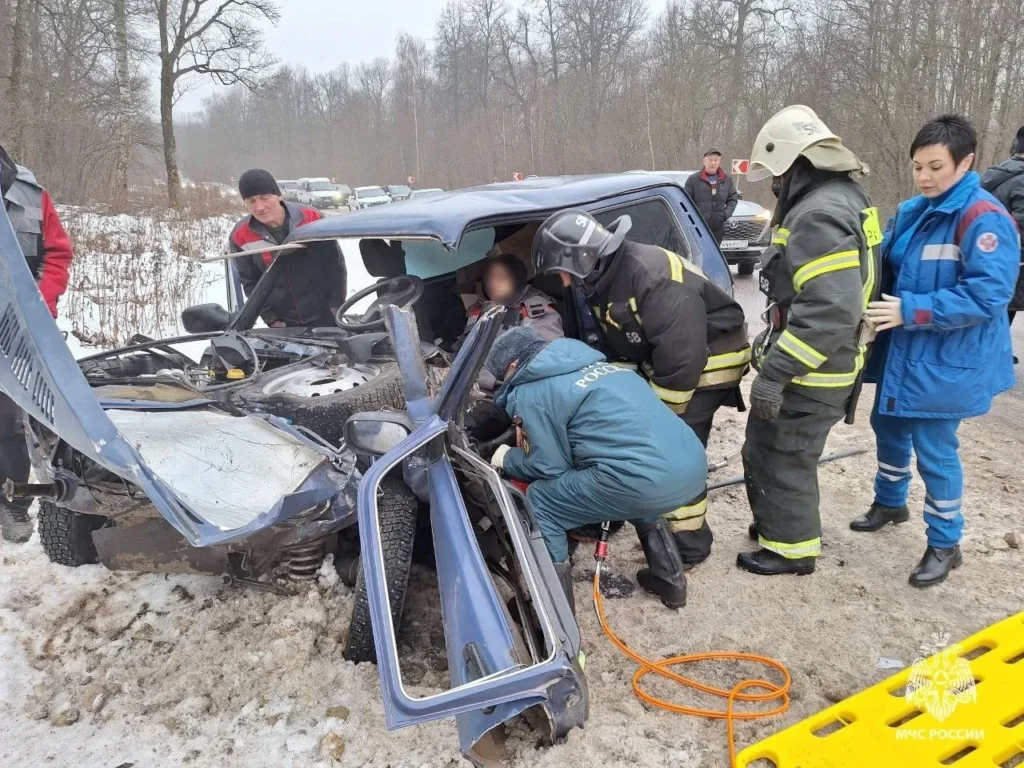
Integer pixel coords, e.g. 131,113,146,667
334,275,425,332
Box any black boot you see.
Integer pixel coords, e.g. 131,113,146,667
909,545,962,588
747,522,759,541
850,502,910,532
671,520,713,570
553,559,576,616
0,505,33,544
633,519,687,609
736,548,815,576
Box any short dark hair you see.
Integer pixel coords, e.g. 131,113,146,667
910,115,977,166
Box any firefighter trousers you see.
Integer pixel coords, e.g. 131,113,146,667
742,400,846,559
663,387,740,565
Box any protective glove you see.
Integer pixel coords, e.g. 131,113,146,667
749,374,786,421
490,444,512,469
865,293,903,332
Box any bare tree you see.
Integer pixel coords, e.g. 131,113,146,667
150,0,279,207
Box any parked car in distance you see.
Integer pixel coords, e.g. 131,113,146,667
297,177,344,209
279,180,300,202
653,170,772,276
333,183,352,207
349,185,392,210
407,188,445,200
383,184,412,201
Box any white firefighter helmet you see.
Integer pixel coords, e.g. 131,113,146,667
747,105,839,182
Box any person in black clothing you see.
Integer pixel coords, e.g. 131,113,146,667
227,169,346,328
981,126,1024,342
532,209,750,568
684,148,740,243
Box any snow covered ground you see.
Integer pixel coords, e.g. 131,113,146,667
1,211,1022,767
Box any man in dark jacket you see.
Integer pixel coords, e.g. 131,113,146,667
532,209,750,568
1,143,74,542
981,126,1024,333
228,169,346,327
486,326,706,610
739,105,880,576
684,148,740,243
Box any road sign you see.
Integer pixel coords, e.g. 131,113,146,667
732,159,750,175
407,176,416,184
512,172,524,182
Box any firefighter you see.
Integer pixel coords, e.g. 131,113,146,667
0,144,74,543
531,209,750,568
738,104,880,575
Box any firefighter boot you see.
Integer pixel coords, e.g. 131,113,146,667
553,559,576,616
909,545,962,588
850,502,910,532
0,504,33,544
736,548,816,576
633,519,687,609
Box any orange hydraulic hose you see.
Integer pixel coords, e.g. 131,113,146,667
591,566,792,767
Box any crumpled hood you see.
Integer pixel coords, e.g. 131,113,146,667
510,339,605,385
981,158,1024,192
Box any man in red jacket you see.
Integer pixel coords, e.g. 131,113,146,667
1,144,73,542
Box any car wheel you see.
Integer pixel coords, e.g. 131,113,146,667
236,362,409,446
737,261,756,276
344,476,419,664
38,501,106,567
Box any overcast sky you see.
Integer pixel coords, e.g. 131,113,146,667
178,0,454,114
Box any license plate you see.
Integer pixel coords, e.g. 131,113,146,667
720,239,748,250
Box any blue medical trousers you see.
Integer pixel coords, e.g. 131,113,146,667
870,402,964,548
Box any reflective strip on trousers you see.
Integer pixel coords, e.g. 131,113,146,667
924,495,962,520
665,497,708,532
758,535,821,559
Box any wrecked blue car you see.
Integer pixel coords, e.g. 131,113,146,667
0,174,732,764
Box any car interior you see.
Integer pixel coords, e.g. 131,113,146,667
354,195,699,353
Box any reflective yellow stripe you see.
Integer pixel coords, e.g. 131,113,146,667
758,536,821,559
663,248,684,283
703,347,752,372
792,250,860,292
665,498,708,521
776,330,827,369
605,303,621,329
628,297,642,325
772,227,790,246
697,366,747,388
791,347,865,388
649,380,694,405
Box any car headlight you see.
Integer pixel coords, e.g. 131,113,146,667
754,210,772,222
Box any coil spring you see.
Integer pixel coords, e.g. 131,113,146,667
284,540,326,582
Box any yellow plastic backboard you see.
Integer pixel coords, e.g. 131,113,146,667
737,612,1024,768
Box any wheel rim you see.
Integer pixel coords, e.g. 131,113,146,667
260,364,380,398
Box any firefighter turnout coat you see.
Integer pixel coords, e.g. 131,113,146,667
753,167,881,406
586,240,750,413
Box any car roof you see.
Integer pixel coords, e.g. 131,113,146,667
289,173,683,248
355,185,386,191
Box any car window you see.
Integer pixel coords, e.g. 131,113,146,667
359,186,386,197
594,197,690,260
403,228,497,279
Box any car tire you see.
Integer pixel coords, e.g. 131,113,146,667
344,476,419,664
236,362,408,447
38,501,106,567
737,262,756,276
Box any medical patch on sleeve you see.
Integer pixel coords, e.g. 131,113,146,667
914,309,932,325
976,232,999,252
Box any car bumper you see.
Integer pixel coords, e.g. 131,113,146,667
722,244,767,264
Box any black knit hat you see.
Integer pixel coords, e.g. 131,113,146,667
484,326,547,381
238,168,280,199
1014,126,1024,155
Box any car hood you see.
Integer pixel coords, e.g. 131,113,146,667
733,199,770,218
0,205,357,547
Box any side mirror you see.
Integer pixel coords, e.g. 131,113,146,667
182,303,232,333
343,411,413,456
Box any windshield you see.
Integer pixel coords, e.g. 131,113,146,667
359,187,386,197
280,181,298,189
310,181,333,191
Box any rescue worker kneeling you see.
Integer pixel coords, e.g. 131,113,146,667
484,326,707,610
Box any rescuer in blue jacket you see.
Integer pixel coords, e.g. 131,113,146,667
484,326,707,611
856,115,1019,587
